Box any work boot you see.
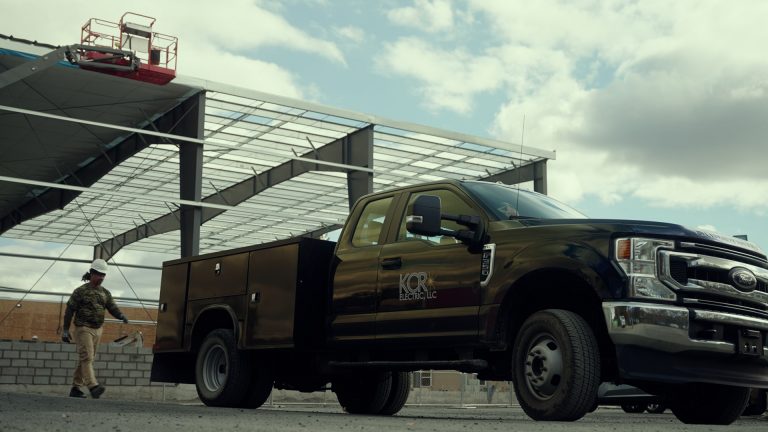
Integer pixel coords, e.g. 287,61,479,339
69,387,86,398
89,384,106,399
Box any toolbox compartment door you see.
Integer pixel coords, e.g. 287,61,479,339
188,252,249,300
155,263,189,351
244,238,335,348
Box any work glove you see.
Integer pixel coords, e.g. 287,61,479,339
61,329,71,343
120,315,129,324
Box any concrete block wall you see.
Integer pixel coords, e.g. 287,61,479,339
0,339,152,386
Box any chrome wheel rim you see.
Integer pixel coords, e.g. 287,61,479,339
202,344,227,392
523,333,564,400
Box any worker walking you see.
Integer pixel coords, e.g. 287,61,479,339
61,259,129,398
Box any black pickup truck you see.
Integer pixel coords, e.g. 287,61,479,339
151,180,768,424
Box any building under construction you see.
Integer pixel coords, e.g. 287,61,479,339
0,13,553,398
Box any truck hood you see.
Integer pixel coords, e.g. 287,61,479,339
510,218,765,258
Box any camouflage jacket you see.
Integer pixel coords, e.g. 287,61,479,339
66,283,123,329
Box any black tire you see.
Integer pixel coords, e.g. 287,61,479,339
742,389,767,416
334,371,392,414
645,403,666,414
621,403,647,414
379,372,411,415
195,329,252,407
669,383,750,425
512,309,601,421
237,352,274,409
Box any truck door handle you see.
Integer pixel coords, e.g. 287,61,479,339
381,257,402,270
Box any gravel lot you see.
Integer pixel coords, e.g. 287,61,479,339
0,390,765,432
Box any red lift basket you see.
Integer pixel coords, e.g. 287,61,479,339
79,12,178,85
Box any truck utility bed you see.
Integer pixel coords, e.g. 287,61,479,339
155,237,336,352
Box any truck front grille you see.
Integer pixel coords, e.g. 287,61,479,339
660,250,768,316
668,256,768,295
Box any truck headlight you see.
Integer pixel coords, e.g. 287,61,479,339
615,237,676,301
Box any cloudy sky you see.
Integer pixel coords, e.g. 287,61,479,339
1,0,766,303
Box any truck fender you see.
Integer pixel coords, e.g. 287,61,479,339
490,241,621,305
188,304,241,351
485,241,620,350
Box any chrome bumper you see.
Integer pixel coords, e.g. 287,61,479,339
603,302,768,356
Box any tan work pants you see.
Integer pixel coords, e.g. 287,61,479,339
72,325,103,388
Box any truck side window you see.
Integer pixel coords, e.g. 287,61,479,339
351,197,393,247
398,189,476,245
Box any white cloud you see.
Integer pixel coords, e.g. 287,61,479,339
387,0,455,33
335,26,365,44
376,1,768,214
178,43,305,98
377,37,505,113
168,1,347,66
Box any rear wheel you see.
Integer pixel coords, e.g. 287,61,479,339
669,383,750,425
237,353,274,409
379,372,411,415
195,329,251,407
512,309,601,421
334,371,392,414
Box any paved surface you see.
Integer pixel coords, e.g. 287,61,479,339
0,391,765,432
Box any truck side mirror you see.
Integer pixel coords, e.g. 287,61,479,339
406,195,442,237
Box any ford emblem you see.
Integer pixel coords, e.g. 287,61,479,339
729,267,757,292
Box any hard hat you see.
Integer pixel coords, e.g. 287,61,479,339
90,259,108,274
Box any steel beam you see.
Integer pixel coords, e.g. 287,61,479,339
93,127,374,259
0,47,69,90
0,44,138,90
481,159,548,194
0,104,377,174
0,92,207,237
0,251,160,270
179,78,557,161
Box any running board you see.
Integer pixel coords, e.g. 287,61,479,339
327,359,488,373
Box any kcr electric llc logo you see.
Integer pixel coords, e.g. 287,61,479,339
399,272,438,301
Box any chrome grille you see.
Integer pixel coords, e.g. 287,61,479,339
659,251,768,314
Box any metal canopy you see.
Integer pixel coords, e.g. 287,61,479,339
0,38,555,257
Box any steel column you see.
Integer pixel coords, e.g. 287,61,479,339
345,125,374,208
533,159,547,194
177,92,205,258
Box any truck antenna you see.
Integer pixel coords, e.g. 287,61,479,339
514,115,526,214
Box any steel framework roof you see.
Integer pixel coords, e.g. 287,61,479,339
0,37,555,257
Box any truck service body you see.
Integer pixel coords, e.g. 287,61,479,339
151,180,768,424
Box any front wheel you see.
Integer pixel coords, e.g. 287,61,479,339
512,309,601,421
669,383,750,425
645,403,666,414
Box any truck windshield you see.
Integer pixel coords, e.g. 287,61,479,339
463,182,587,220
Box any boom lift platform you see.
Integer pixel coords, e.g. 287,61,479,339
0,12,178,88
79,12,178,84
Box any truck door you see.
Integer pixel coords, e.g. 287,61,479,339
376,188,483,345
330,195,395,343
